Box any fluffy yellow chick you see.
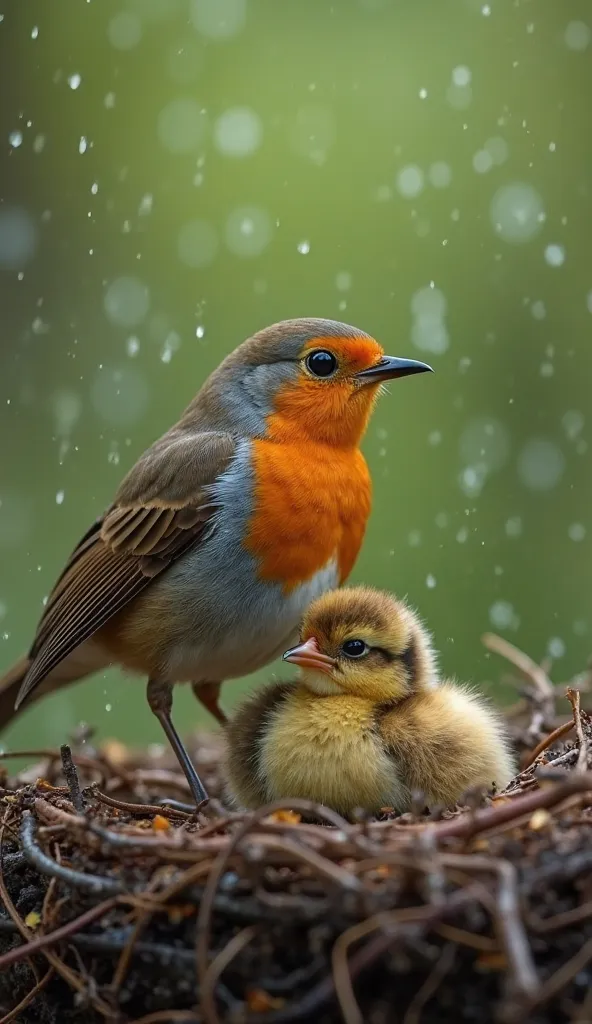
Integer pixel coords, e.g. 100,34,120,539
224,586,515,817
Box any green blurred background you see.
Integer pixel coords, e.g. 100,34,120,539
1,0,590,751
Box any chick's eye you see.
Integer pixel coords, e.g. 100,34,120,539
341,639,369,659
305,350,338,378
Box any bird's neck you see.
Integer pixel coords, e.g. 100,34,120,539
266,383,379,449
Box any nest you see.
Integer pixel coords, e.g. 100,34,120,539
1,634,592,1024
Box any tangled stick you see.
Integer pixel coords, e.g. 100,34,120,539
0,678,591,1023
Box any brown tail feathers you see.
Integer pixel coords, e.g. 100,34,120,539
0,656,30,731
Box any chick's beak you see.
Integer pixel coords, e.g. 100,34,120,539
282,637,337,675
355,355,433,383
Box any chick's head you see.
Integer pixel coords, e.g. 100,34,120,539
284,586,437,703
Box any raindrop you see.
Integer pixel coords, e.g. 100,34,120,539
8,130,23,148
410,285,449,355
297,240,310,254
426,574,437,589
104,276,150,327
428,162,452,188
531,300,546,320
547,637,565,659
0,206,38,269
490,182,545,244
412,287,447,318
157,97,208,154
505,516,523,538
51,390,81,435
161,332,181,363
484,136,509,165
68,73,82,89
396,165,424,199
562,410,584,440
544,243,565,267
473,149,493,174
459,464,488,498
459,417,510,472
55,490,65,505
564,20,590,51
214,107,262,158
452,65,472,87
517,439,565,491
126,336,140,357
335,271,352,291
177,219,219,268
190,0,246,40
489,601,519,631
225,206,272,258
568,522,586,542
412,319,449,355
446,84,472,110
108,11,142,49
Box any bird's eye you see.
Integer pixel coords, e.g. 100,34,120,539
305,350,338,378
341,639,369,659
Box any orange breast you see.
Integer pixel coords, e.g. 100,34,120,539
245,439,371,591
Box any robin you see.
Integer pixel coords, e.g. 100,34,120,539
0,318,432,806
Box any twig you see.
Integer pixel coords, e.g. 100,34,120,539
482,632,555,736
195,799,365,1005
513,938,592,1022
0,896,120,972
0,822,116,1018
94,789,192,820
374,772,592,842
20,811,123,895
200,925,257,1024
566,688,589,771
60,744,85,813
437,855,538,1000
0,966,54,1024
524,720,574,768
402,942,456,1024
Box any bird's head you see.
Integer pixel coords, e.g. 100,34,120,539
192,318,432,446
283,586,438,703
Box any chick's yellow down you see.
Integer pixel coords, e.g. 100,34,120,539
224,587,515,817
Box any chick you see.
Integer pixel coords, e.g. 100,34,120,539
224,586,515,817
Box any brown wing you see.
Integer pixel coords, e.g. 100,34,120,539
16,430,236,706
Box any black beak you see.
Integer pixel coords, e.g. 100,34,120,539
355,356,433,384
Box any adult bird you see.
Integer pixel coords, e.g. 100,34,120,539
0,318,432,806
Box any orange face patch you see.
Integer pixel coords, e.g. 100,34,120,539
266,335,385,449
301,334,384,376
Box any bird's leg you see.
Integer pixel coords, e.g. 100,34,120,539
192,681,227,726
146,677,209,809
